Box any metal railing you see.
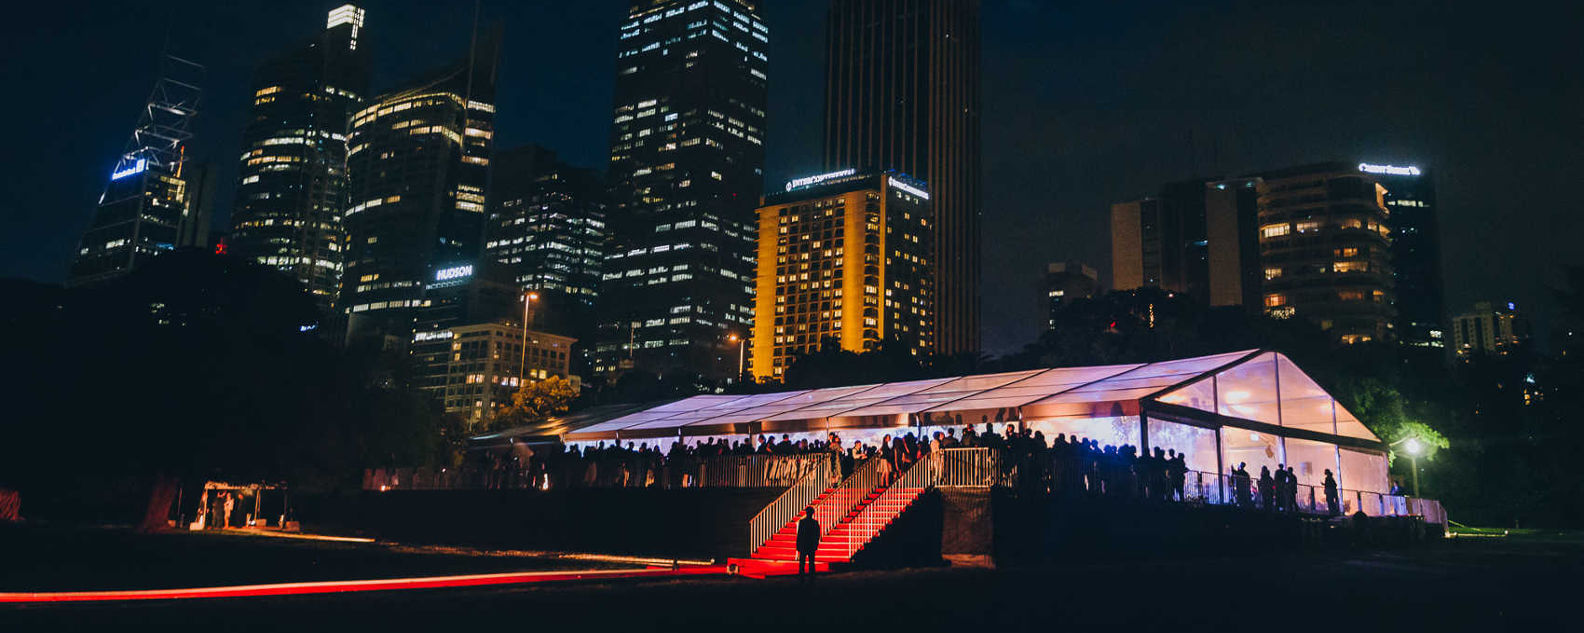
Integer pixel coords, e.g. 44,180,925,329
811,456,885,546
936,447,1008,487
1190,470,1412,518
363,453,830,492
748,456,836,556
836,450,944,559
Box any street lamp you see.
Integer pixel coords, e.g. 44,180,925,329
727,333,745,382
519,292,539,386
1403,438,1423,498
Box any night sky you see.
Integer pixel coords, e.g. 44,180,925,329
3,0,1580,355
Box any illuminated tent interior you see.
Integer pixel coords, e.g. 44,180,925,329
562,350,1392,494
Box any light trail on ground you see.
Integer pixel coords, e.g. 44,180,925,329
0,566,730,604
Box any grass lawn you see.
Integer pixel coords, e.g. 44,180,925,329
1447,523,1584,544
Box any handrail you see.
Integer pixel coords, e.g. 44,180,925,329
839,450,947,559
813,455,884,544
1193,469,1411,517
363,453,830,491
748,455,835,556
936,447,1006,487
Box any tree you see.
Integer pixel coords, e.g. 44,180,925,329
487,376,578,432
0,251,457,528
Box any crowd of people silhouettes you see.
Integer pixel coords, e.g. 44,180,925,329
460,420,1348,517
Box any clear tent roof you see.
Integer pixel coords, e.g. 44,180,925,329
564,350,1382,444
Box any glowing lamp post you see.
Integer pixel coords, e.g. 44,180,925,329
1403,438,1423,498
520,292,539,385
727,333,745,382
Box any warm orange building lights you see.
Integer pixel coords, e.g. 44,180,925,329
751,170,933,381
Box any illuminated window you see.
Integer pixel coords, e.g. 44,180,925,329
1264,267,1283,280
1260,224,1290,238
1264,294,1287,308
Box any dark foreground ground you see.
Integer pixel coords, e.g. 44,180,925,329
3,528,1582,632
0,524,632,592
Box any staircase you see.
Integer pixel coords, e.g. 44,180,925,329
746,452,940,566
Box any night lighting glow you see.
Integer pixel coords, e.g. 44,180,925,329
435,265,473,281
1358,163,1421,177
110,158,147,181
888,178,929,200
785,168,857,191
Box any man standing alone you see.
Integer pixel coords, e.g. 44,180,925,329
796,506,820,580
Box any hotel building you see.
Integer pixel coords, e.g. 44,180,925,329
751,169,933,381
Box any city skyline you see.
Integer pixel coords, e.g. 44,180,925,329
4,1,1582,354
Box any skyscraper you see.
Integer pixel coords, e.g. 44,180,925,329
1256,163,1396,344
595,0,769,381
68,55,206,287
1110,177,1260,309
1358,162,1445,350
822,0,982,356
486,144,608,343
1112,164,1396,345
340,29,498,348
750,169,934,381
230,5,371,314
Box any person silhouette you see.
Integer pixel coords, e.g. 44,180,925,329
796,506,820,581
1258,466,1275,511
1323,468,1340,516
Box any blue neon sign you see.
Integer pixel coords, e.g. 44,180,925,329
110,158,147,181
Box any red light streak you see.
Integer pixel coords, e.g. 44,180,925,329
0,566,728,604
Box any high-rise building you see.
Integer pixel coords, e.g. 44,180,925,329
68,55,206,287
1256,163,1396,344
1358,162,1445,350
594,0,768,381
750,169,933,381
1110,177,1260,308
230,5,371,313
822,0,982,356
179,163,219,251
486,144,607,357
340,30,499,348
1112,164,1396,344
1451,301,1528,359
1043,260,1099,328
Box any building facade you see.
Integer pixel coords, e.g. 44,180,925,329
230,5,371,314
822,0,981,356
69,56,206,287
486,144,607,360
340,32,499,348
1110,177,1261,309
595,0,768,381
751,170,933,381
1043,261,1099,328
413,320,575,426
1256,164,1396,344
1359,162,1445,350
1451,301,1528,358
1112,165,1396,344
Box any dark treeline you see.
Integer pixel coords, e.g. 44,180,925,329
0,251,463,527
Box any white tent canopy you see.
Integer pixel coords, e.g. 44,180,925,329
567,350,1381,446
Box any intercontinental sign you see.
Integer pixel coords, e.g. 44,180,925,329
1358,163,1421,177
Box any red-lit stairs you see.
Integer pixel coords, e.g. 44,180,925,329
736,465,933,576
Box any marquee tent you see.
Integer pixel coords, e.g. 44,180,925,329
565,350,1393,494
